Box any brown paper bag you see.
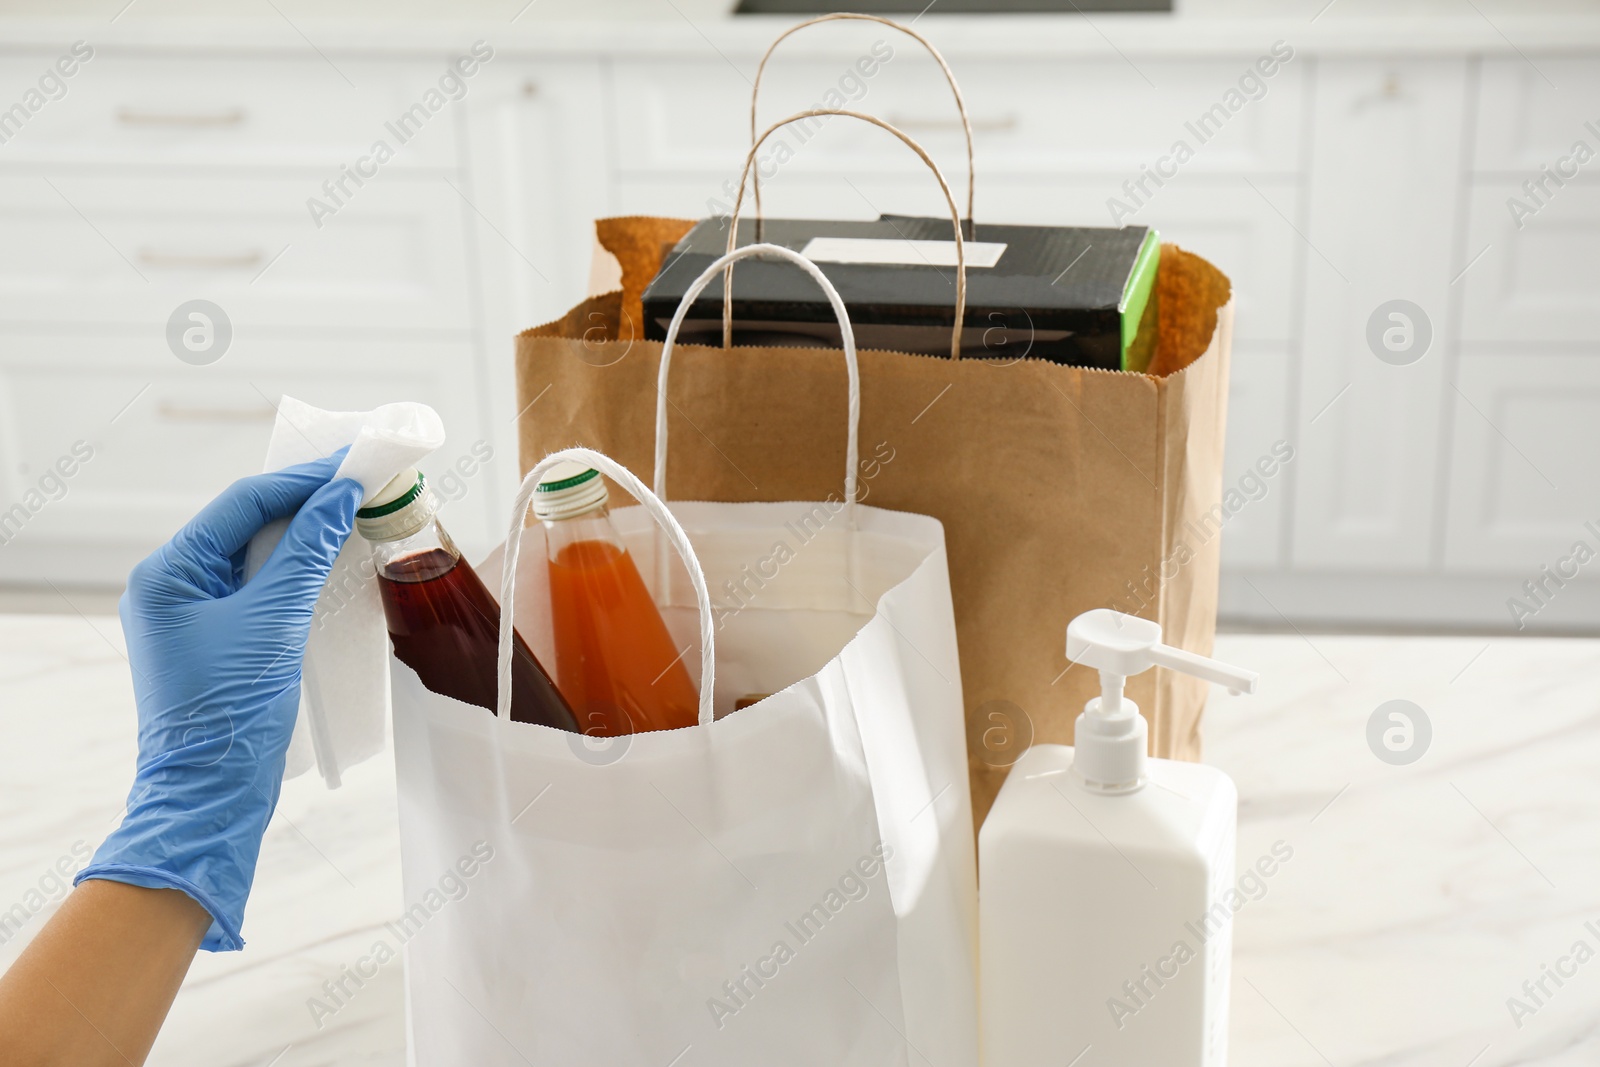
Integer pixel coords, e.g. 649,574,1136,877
515,212,1233,826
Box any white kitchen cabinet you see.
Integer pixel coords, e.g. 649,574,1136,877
1220,342,1292,570
0,54,462,170
0,334,491,585
1472,57,1600,175
1459,178,1600,344
460,59,612,338
612,54,1306,179
1288,59,1468,573
0,172,474,332
1442,352,1600,574
0,22,1593,630
0,44,502,583
457,58,613,522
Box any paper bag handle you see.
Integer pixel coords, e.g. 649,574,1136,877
724,109,966,360
500,447,717,728
654,242,860,518
749,13,975,236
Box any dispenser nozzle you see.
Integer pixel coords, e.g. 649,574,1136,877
1064,609,1257,794
1066,609,1259,699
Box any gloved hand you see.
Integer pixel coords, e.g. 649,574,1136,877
76,453,364,951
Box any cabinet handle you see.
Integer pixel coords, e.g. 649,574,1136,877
137,248,264,271
156,401,276,423
116,107,246,127
885,113,1017,134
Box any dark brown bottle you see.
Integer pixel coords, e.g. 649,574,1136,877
356,470,578,732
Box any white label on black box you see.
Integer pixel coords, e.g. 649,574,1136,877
800,237,1007,269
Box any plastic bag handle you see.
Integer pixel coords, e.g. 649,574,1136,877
499,447,717,728
723,109,966,360
748,13,975,236
654,242,859,517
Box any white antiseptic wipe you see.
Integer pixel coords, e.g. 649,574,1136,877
244,396,446,787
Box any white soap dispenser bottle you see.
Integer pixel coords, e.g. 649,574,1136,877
979,609,1259,1067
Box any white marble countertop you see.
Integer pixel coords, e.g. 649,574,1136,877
2,616,1597,1066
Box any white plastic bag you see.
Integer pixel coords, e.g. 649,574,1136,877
391,246,978,1065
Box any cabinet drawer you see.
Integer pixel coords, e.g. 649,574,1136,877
0,335,498,585
0,172,472,331
613,55,1305,179
1473,58,1600,174
1442,352,1600,574
0,53,467,169
1459,179,1600,344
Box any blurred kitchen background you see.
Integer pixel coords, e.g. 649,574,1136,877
0,0,1596,634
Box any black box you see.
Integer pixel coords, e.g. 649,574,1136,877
640,216,1160,371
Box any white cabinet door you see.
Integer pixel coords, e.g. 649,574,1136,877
1459,179,1600,344
458,59,612,522
1220,342,1293,570
1473,57,1600,174
461,60,611,342
1289,59,1468,572
1442,352,1600,574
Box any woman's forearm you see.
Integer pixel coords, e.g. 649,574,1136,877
0,879,209,1067
0,457,362,1063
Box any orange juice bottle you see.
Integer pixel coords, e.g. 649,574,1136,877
532,463,700,736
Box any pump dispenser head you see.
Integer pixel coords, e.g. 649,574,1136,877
1064,609,1259,794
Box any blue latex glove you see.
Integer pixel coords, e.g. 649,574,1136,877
76,453,364,951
